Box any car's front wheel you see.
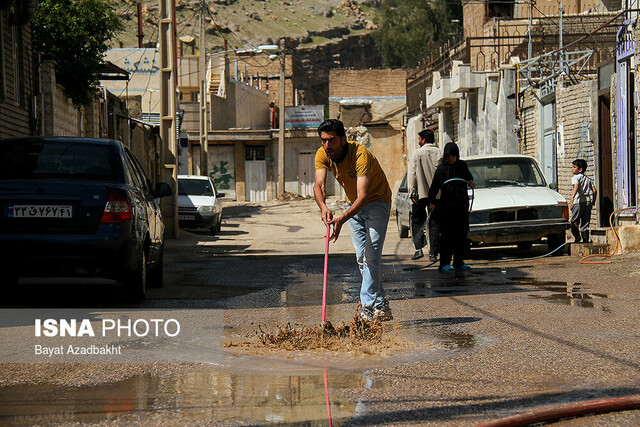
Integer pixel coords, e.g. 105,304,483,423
547,232,566,256
397,211,409,238
124,249,147,302
148,245,164,288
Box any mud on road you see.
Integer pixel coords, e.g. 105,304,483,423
2,199,640,425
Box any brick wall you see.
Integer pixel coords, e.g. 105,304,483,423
0,12,33,137
329,69,407,97
556,78,598,226
519,87,539,158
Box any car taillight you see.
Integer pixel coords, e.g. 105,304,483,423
562,205,569,219
101,192,132,223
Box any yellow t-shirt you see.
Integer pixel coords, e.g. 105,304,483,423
315,141,392,204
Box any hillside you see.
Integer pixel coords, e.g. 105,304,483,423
111,0,381,51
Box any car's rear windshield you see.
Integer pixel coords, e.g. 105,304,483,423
467,158,546,189
0,140,117,181
178,179,214,196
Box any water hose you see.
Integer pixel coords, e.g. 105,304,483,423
477,394,640,426
580,206,637,264
442,177,475,212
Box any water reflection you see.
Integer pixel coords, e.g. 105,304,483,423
0,369,360,425
524,281,610,309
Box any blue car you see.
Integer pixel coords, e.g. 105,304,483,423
0,137,172,301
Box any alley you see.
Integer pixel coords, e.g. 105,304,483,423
1,199,640,425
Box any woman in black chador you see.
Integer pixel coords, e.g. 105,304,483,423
427,142,475,272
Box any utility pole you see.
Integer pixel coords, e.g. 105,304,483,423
559,1,564,76
527,0,532,82
277,38,286,198
199,0,208,176
137,3,144,48
159,0,178,238
291,38,296,106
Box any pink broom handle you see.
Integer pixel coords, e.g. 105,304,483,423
322,223,330,323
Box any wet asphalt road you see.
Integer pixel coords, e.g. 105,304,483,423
1,199,640,425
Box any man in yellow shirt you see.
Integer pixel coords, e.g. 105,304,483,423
313,119,393,322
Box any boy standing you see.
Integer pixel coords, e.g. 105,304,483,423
570,159,597,243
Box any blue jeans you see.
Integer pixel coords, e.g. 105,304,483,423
346,201,390,309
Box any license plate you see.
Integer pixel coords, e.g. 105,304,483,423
179,214,195,221
8,204,73,218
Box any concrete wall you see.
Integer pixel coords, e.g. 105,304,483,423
210,79,270,130
39,61,80,137
456,68,518,158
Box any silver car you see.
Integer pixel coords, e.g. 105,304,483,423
395,173,412,238
177,175,224,235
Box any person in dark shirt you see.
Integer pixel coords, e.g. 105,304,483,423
428,142,475,272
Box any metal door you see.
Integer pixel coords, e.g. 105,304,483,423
541,101,557,186
245,160,267,201
598,94,614,226
297,153,315,197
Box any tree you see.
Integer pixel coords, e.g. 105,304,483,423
32,0,122,108
373,0,461,69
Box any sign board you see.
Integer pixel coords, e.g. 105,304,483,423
284,105,324,129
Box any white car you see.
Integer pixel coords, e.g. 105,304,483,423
177,175,224,235
466,155,569,252
395,155,569,253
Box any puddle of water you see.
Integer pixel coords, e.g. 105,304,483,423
0,369,360,425
517,280,610,308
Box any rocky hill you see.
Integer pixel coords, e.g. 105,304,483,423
112,0,381,51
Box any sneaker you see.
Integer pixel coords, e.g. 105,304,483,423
428,254,438,262
411,249,424,260
455,264,471,271
359,306,375,322
439,265,454,273
373,306,393,321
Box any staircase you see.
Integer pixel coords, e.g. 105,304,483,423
568,227,610,257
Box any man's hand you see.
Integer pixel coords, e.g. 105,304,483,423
328,216,345,242
410,192,418,204
321,207,333,226
428,203,435,213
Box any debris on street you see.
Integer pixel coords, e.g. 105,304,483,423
226,309,408,355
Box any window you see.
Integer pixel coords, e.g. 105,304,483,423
486,0,514,18
245,146,265,160
0,140,117,181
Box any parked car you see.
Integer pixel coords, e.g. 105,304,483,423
467,154,569,252
0,137,172,301
394,154,569,253
177,175,224,234
395,173,412,238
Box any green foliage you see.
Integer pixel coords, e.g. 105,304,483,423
373,0,461,68
32,0,122,107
